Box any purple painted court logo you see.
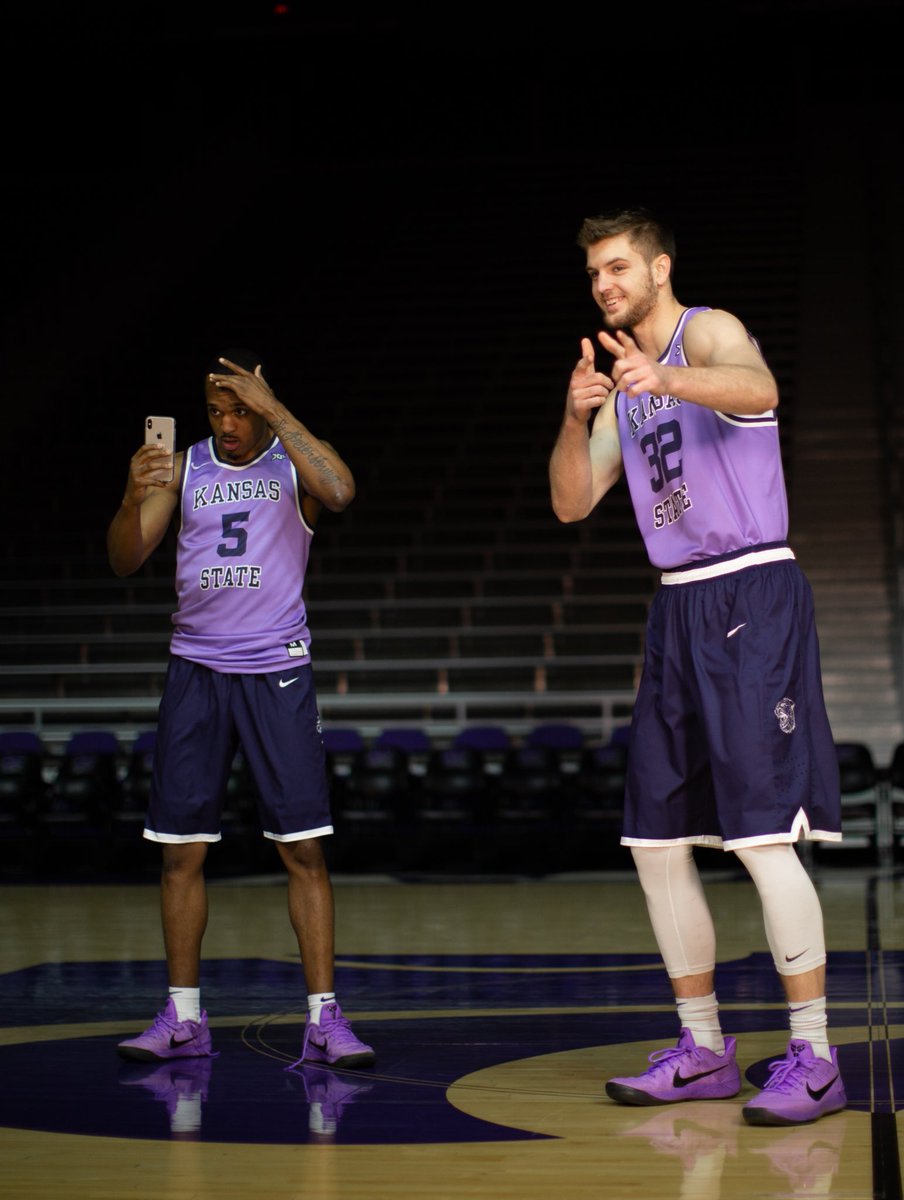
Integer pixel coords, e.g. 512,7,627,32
774,697,796,734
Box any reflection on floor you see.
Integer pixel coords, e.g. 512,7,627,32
0,867,901,1199
2,955,900,1141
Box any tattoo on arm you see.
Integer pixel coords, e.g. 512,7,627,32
272,419,342,485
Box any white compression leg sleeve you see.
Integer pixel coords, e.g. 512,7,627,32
732,843,826,975
630,845,717,979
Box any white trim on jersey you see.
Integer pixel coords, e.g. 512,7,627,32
715,410,779,428
207,434,280,470
289,461,316,536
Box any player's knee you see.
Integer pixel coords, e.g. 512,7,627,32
278,835,327,874
161,841,208,877
631,843,692,887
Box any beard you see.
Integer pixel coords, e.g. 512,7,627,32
602,270,658,331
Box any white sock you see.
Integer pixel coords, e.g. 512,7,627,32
676,992,725,1054
308,992,336,1024
789,996,832,1060
169,986,201,1023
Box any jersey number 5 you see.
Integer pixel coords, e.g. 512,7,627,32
217,511,250,558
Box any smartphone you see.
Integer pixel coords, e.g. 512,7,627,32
144,416,176,483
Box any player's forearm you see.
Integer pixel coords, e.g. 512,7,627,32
107,504,151,577
266,405,355,511
658,363,778,415
551,407,624,522
550,420,597,522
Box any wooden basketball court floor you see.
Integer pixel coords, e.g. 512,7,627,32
1,856,901,1200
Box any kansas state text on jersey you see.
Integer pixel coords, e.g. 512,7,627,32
615,306,788,569
170,436,313,672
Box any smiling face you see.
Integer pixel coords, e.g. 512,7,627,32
585,232,670,332
204,378,271,464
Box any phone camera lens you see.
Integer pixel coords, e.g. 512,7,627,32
147,419,152,429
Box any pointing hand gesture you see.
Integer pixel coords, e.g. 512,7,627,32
566,337,615,422
597,329,670,399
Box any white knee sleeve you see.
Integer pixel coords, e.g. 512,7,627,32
631,845,716,979
733,843,826,975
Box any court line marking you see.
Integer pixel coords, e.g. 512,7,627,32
1,1005,895,1047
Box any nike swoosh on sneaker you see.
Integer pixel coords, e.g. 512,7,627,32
170,1034,197,1048
279,677,299,688
673,1063,730,1087
806,1075,840,1101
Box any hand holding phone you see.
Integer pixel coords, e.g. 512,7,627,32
144,416,176,484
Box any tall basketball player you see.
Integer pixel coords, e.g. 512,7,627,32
107,350,375,1072
548,209,845,1126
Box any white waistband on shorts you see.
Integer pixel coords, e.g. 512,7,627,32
660,545,796,585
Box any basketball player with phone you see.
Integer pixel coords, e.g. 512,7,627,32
107,349,375,1073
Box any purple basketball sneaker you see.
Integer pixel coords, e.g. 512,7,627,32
287,1001,376,1070
742,1041,846,1126
117,998,214,1062
606,1029,741,1105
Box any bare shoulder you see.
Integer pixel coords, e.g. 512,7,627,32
683,308,764,366
685,307,750,343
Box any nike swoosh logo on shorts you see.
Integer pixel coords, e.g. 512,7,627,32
727,622,747,638
279,677,300,688
785,949,808,962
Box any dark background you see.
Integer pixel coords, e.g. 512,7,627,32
3,0,900,506
0,0,901,880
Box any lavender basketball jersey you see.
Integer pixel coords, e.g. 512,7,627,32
615,306,788,569
169,436,313,673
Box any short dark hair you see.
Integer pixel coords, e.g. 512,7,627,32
205,347,263,376
576,207,676,267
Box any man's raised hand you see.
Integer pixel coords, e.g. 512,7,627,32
597,329,670,399
566,337,614,422
208,357,277,413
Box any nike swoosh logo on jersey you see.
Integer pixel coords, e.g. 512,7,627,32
191,462,203,469
279,677,300,688
806,1075,839,1101
726,622,747,638
673,1063,731,1087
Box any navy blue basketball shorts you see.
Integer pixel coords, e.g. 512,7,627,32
623,549,842,851
145,655,333,844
